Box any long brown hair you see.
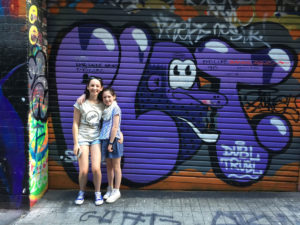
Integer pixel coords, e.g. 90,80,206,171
102,87,117,101
84,76,104,101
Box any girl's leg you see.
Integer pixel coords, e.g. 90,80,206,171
75,145,89,205
91,143,103,205
112,158,122,189
90,143,101,192
106,158,114,188
106,158,122,203
78,145,89,191
103,158,114,200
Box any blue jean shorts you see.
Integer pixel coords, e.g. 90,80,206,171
101,138,123,160
78,139,100,146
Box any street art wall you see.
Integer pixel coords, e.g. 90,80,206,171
27,0,48,207
0,0,48,209
47,0,300,191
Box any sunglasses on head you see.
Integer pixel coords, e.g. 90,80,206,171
81,74,102,84
89,76,102,81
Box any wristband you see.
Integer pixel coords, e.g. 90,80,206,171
109,142,114,145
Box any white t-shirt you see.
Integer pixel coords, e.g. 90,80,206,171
74,100,105,142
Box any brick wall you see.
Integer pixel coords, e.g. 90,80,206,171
0,1,28,209
0,0,48,209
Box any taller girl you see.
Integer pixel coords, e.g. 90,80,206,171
100,87,123,203
73,77,104,205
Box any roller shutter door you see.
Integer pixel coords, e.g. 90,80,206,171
47,1,300,191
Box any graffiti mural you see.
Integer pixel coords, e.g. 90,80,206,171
0,0,27,208
48,0,300,191
27,0,48,206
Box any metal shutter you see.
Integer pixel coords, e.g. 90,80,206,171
47,1,300,191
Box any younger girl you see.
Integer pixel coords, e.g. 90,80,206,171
100,87,123,203
73,77,104,205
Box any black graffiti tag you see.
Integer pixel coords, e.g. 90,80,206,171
28,50,48,121
79,210,181,225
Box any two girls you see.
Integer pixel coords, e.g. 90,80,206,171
73,78,123,205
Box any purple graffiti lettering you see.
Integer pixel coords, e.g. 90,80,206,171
194,39,294,185
137,42,225,162
54,22,295,187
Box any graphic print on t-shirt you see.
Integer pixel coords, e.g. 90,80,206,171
85,110,100,127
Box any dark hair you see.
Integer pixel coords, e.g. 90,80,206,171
102,87,117,100
84,76,104,101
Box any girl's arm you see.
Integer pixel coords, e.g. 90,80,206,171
118,131,124,144
72,108,81,156
108,114,120,152
76,94,86,104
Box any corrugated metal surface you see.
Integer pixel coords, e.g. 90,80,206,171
47,1,300,191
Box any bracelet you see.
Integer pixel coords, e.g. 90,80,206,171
109,142,114,145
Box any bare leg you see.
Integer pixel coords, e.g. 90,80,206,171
112,158,122,189
90,143,101,192
105,158,122,203
78,146,89,191
106,158,114,189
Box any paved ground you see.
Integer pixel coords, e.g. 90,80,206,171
3,190,300,225
0,209,25,225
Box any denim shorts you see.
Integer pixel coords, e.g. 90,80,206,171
78,139,100,146
101,138,123,160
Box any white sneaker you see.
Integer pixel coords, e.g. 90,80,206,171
75,191,84,205
106,189,121,203
103,187,112,200
95,192,104,206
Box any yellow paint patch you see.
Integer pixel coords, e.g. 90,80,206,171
29,25,38,45
29,5,38,24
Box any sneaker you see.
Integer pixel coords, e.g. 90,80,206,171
103,186,112,200
95,192,104,206
106,189,121,203
75,191,84,205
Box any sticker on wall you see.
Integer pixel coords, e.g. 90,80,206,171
29,25,38,45
29,5,37,24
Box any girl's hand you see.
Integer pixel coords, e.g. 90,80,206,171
73,144,80,156
108,144,113,152
118,132,124,144
76,94,86,104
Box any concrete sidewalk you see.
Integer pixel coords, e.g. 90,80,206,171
0,209,25,225
5,190,300,225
